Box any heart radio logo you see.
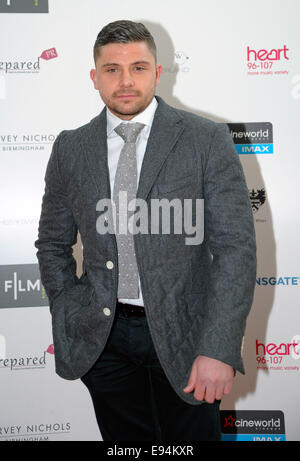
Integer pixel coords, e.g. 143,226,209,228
247,45,289,62
256,337,300,372
246,44,290,76
256,339,299,356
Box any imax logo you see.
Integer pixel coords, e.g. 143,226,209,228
240,144,273,154
0,0,48,13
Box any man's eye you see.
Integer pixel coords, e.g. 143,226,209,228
134,66,145,71
107,68,117,73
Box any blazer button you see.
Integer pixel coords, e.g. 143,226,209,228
103,307,111,316
106,260,114,270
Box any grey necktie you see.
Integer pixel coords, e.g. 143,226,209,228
113,122,145,298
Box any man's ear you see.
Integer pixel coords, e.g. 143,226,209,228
155,64,163,86
90,69,98,90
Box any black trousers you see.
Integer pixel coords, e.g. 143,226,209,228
81,306,221,441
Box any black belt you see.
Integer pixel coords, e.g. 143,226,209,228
116,301,146,318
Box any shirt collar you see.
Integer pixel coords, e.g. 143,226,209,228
106,96,158,137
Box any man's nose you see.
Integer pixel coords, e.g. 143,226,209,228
119,69,134,87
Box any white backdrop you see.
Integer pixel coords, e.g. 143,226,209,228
0,0,299,441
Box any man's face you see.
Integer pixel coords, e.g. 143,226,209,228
90,41,162,120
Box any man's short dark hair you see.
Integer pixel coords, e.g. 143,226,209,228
93,20,157,64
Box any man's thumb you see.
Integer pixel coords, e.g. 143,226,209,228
183,367,196,393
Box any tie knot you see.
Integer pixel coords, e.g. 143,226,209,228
114,122,145,143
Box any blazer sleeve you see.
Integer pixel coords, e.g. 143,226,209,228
35,132,79,311
195,123,257,374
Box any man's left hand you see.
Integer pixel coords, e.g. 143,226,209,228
183,355,234,403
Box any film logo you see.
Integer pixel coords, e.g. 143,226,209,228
0,0,49,13
0,264,49,308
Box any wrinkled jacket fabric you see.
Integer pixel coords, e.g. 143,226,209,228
35,96,256,405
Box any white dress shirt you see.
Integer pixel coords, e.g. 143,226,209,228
106,97,158,306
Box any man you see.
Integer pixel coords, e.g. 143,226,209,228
35,20,256,441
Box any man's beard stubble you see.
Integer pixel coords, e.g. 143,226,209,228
106,89,155,119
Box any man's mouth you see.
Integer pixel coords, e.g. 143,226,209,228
116,93,138,99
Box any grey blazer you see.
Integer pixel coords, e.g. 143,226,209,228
35,96,256,405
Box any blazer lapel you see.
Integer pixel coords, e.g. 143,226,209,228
137,96,185,201
81,107,112,199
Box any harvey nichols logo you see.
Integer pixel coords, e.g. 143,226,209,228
0,0,49,13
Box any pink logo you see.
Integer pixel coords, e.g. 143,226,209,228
40,48,58,61
46,344,54,355
247,45,289,62
256,339,299,356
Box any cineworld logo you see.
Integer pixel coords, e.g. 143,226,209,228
227,122,273,154
220,410,286,441
0,0,49,13
0,264,49,308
